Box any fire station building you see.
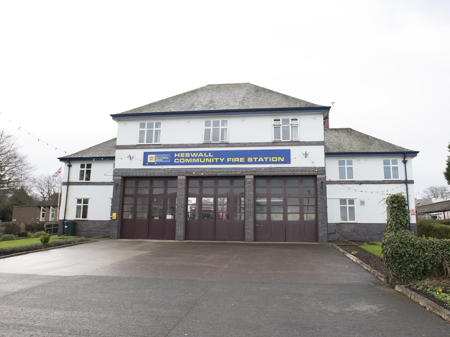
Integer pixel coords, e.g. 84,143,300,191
58,83,418,242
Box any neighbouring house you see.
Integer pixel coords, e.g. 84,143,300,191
58,83,418,241
12,203,59,224
416,199,450,220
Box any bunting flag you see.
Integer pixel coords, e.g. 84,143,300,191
53,167,62,178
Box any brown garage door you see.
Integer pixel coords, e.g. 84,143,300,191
121,178,177,239
186,178,245,241
254,177,317,242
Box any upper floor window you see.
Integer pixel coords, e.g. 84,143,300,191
383,159,399,179
79,163,92,181
340,199,355,222
338,160,354,179
139,121,161,144
49,206,56,221
40,207,46,221
204,120,227,142
273,118,299,141
75,198,89,219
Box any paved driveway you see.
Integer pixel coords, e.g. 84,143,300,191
0,240,448,337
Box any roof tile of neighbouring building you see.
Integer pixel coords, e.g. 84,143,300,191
59,138,116,160
324,128,417,154
416,200,450,214
118,83,328,114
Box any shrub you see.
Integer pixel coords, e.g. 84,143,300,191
386,194,409,232
0,234,16,241
382,230,449,284
32,231,43,238
418,219,450,239
3,222,21,235
0,237,87,256
439,218,450,226
25,223,45,233
40,231,51,246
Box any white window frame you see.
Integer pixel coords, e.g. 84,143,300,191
49,206,56,221
338,160,354,180
273,118,299,141
75,198,89,219
340,199,356,222
204,120,227,143
79,163,92,181
383,159,399,179
40,207,46,221
138,121,161,144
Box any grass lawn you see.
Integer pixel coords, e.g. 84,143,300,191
0,237,73,249
359,241,383,258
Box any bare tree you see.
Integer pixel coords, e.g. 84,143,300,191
422,186,450,199
0,130,30,199
32,174,61,202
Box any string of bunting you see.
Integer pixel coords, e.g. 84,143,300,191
0,111,68,154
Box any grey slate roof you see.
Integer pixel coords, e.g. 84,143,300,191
416,200,450,214
324,128,417,154
119,83,327,114
59,138,116,160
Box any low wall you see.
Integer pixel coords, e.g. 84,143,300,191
58,220,114,238
328,222,417,241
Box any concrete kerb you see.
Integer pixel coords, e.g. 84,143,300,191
0,239,95,260
331,242,450,323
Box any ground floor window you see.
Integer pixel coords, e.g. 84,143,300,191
340,199,355,221
40,207,46,221
76,198,89,219
49,206,56,221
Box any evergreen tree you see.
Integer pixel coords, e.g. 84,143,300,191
445,144,450,185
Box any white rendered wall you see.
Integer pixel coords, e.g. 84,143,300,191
58,185,113,221
327,183,416,224
326,156,414,181
61,160,114,182
115,145,324,169
116,113,324,146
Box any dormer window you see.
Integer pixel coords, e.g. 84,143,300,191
139,122,161,144
204,120,227,142
273,118,299,141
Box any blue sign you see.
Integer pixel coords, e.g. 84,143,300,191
143,149,291,166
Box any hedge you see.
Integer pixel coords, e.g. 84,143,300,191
386,194,409,232
418,219,450,239
0,237,88,256
382,230,450,284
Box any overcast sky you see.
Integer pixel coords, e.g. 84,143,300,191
0,0,449,196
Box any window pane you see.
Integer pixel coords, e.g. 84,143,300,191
217,197,228,220
137,180,150,194
212,120,220,127
151,197,163,220
338,160,345,166
348,199,355,205
220,128,227,141
204,128,211,141
201,197,214,219
288,214,300,221
152,180,164,194
221,120,227,127
189,179,200,194
85,169,91,181
86,164,92,169
304,214,316,221
235,196,244,221
79,170,85,181
348,206,355,221
202,180,214,195
340,199,347,206
187,197,198,220
139,130,145,143
384,166,391,179
340,206,348,221
136,198,148,219
282,125,290,140
125,180,135,194
291,125,298,140
154,129,161,143
76,205,81,219
347,160,353,166
287,205,300,213
123,197,134,219
383,159,390,165
256,214,267,220
347,167,354,179
281,118,289,125
155,122,161,129
339,166,346,179
274,126,281,140
146,129,153,143
82,204,88,219
167,180,177,194
392,159,398,165
212,127,220,142
205,120,211,127
271,213,283,221
139,122,145,129
392,166,399,179
167,197,176,219
255,198,267,220
147,122,154,129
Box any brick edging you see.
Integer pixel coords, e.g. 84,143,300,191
0,239,94,259
331,243,450,323
394,285,450,323
330,243,385,282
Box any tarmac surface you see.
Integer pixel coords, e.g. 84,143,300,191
0,240,448,337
